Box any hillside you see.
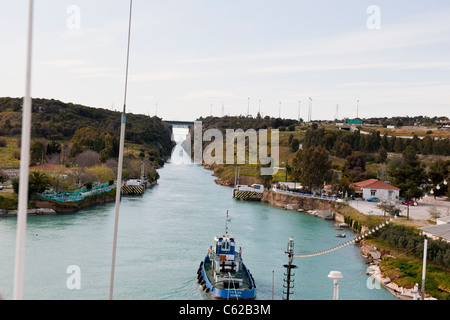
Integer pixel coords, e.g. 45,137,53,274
0,97,174,167
192,116,450,197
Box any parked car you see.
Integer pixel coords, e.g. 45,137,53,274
367,197,380,202
402,200,418,206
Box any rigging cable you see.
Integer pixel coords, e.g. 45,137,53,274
109,0,133,300
13,0,34,300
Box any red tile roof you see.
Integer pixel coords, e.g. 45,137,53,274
352,179,399,190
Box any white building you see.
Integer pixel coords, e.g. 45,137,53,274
352,179,400,201
420,223,450,243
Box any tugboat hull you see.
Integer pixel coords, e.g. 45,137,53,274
198,257,256,300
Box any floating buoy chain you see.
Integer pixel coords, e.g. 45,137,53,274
294,219,391,258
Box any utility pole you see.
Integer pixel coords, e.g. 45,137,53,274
298,100,301,122
421,236,428,300
308,97,312,122
247,97,250,116
357,99,359,119
283,236,297,300
278,101,281,118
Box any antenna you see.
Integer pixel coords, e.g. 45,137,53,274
283,236,297,300
109,0,133,300
225,210,229,236
13,0,34,300
335,104,339,121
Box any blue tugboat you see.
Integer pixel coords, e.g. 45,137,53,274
197,211,256,300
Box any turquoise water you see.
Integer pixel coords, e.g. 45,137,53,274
0,143,397,300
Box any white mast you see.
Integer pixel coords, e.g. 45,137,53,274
109,0,133,300
225,210,229,236
13,0,34,300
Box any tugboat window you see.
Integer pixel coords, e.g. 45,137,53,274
222,241,230,251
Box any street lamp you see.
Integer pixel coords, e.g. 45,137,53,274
328,271,344,300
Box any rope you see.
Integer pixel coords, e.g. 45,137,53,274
294,220,392,258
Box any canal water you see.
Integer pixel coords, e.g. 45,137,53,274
0,129,397,300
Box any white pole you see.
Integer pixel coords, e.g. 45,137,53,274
109,0,133,300
421,236,428,300
13,0,34,300
272,270,274,300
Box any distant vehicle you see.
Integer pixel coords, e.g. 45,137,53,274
367,197,380,202
402,200,418,206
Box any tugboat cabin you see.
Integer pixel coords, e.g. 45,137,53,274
212,235,243,288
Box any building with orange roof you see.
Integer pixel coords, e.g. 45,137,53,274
351,178,400,201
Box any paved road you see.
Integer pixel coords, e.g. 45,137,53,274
349,196,450,226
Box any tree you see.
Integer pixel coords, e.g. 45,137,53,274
427,206,441,221
377,146,388,164
30,140,46,164
427,159,450,197
257,163,273,189
344,152,366,182
13,171,50,195
290,151,302,183
337,142,353,158
29,171,50,193
291,145,331,193
290,138,300,152
389,146,427,199
85,165,115,183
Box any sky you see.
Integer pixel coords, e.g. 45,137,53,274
1,0,449,121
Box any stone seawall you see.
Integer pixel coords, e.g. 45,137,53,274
261,190,334,212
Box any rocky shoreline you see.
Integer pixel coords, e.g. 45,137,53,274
361,241,436,300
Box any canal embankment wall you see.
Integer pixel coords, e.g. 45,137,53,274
261,190,346,222
261,190,332,211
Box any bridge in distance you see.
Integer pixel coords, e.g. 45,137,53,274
163,120,195,128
